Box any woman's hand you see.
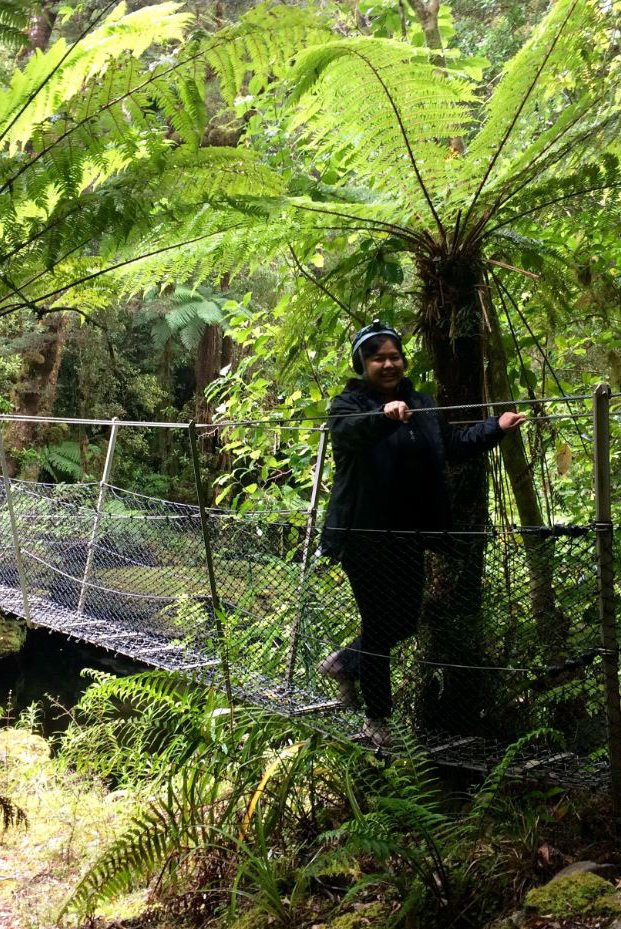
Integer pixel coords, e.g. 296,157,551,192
383,400,412,422
498,411,527,432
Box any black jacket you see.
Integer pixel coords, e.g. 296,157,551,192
321,378,504,560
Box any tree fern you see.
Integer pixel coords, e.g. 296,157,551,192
0,3,190,153
39,439,83,481
204,3,333,105
0,0,29,50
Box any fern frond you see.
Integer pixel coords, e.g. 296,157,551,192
287,37,477,217
40,440,83,481
0,0,28,50
461,0,609,210
469,727,564,824
489,155,621,235
0,3,191,153
203,3,333,105
59,802,175,917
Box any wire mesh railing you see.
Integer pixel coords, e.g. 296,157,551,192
0,386,618,794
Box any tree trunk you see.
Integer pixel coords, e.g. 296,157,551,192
27,1,57,52
195,324,223,425
415,253,491,734
17,0,57,61
406,0,442,51
406,0,464,153
157,336,174,476
6,314,69,478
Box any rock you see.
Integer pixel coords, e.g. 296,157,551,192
525,871,621,918
550,860,617,883
485,910,527,929
0,613,26,658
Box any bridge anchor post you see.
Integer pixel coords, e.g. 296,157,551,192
188,421,234,710
593,383,621,815
77,418,118,617
286,424,329,686
0,427,32,628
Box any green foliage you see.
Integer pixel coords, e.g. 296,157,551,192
59,669,226,784
58,679,322,919
0,0,29,51
39,439,87,482
59,663,560,928
140,283,238,355
203,3,333,105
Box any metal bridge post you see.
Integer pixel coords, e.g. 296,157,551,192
0,427,32,628
286,424,329,686
77,418,118,617
593,383,621,813
188,421,234,708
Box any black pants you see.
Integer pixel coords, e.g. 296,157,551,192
339,534,424,719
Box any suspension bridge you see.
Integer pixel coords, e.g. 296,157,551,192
0,389,618,794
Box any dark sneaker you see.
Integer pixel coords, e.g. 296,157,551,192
318,650,360,708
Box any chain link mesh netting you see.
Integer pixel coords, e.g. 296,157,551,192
0,391,618,787
0,473,613,786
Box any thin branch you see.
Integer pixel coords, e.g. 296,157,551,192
486,259,540,280
0,272,42,315
461,0,581,237
490,269,589,454
34,305,112,337
474,90,609,228
0,238,92,307
293,201,423,246
450,209,462,255
288,244,356,318
476,285,491,332
484,180,621,238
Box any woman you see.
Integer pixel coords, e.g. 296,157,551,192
319,320,525,748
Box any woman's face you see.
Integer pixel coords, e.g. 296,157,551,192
362,337,405,394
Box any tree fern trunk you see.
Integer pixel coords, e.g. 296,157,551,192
415,255,491,734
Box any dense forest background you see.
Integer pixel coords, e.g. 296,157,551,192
0,0,619,529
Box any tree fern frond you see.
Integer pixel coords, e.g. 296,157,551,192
0,0,28,50
0,3,191,153
488,154,621,235
149,148,286,201
463,0,605,211
203,3,333,105
287,37,476,218
40,440,83,481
